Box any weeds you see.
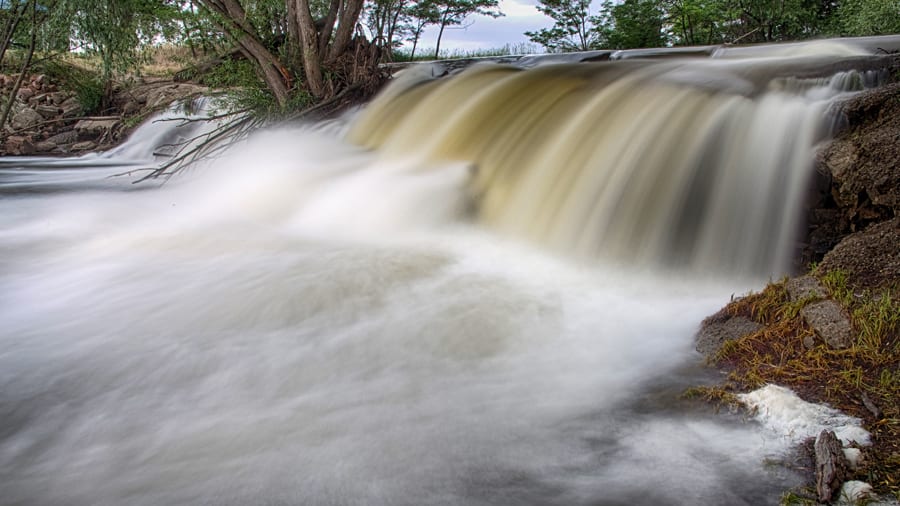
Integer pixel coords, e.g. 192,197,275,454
703,270,899,498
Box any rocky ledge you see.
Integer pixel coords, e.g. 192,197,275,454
1,74,206,156
697,81,900,504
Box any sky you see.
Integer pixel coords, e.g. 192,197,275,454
411,0,556,54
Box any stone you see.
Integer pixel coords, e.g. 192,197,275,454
819,218,900,291
48,92,68,105
45,130,79,145
74,119,120,138
695,308,763,356
35,104,60,119
71,141,97,152
4,135,34,155
839,481,874,503
785,275,825,302
59,98,83,118
16,87,34,100
33,141,57,153
10,107,42,130
800,300,853,349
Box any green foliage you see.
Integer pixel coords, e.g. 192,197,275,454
35,59,103,114
525,0,603,52
199,58,259,89
836,0,900,36
601,0,667,49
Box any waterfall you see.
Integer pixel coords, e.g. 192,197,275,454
0,37,896,506
348,51,888,275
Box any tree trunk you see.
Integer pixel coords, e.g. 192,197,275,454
0,0,36,130
327,0,365,62
0,0,26,68
196,0,292,106
434,19,448,59
295,0,326,98
318,0,341,57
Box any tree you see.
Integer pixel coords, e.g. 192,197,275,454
366,0,410,59
837,0,900,36
62,0,182,106
525,0,603,52
431,0,502,59
405,0,439,60
664,0,730,45
601,0,666,49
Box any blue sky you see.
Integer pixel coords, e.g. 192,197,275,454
413,0,555,52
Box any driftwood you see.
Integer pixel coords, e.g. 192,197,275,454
815,430,847,503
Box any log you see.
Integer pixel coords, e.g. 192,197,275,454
815,429,847,503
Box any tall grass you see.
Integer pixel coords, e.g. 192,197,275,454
392,42,542,62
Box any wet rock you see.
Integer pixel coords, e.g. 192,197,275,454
10,107,42,130
800,300,853,349
786,275,825,301
815,429,847,503
695,307,762,356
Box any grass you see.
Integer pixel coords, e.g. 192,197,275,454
699,271,900,500
392,42,542,62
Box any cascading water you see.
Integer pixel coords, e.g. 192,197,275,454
0,37,895,506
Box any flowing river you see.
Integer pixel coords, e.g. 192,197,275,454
1,37,897,505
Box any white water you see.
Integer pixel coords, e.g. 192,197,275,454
0,40,891,505
0,129,803,505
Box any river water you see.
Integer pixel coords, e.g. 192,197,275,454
0,38,895,505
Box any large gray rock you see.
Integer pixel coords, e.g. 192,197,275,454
800,300,853,349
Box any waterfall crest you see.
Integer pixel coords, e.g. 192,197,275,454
348,53,887,275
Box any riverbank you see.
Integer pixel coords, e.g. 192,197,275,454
0,72,206,156
696,80,900,504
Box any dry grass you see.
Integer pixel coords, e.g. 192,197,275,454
706,273,900,500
